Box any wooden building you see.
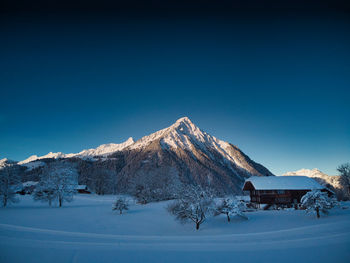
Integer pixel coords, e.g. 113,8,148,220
16,181,38,195
75,185,91,194
243,176,333,208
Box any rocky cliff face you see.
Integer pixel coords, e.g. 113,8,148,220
14,117,274,197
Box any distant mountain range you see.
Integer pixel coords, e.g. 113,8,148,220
3,117,274,196
283,168,341,187
18,137,135,165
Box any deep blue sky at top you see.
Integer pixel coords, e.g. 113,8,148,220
1,1,349,175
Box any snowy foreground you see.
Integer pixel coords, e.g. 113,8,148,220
1,195,350,263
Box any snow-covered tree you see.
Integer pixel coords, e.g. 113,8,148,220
33,162,78,207
337,163,350,199
112,197,129,214
301,190,338,218
0,162,21,207
167,185,215,230
215,197,248,222
33,179,56,207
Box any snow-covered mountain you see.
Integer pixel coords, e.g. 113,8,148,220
283,168,344,196
0,158,12,168
13,117,274,196
76,137,134,157
19,153,67,164
284,168,331,178
126,117,269,176
18,137,135,164
0,158,18,168
113,117,274,195
0,158,8,167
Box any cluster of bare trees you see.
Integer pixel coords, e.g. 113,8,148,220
167,185,248,230
78,162,118,195
167,185,214,230
215,197,248,222
33,162,78,207
129,170,181,204
2,160,349,219
0,160,79,208
133,184,178,204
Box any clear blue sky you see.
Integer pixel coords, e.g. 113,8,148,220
1,2,349,175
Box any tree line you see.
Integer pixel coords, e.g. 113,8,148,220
1,161,349,213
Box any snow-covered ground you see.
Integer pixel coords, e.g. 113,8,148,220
1,195,349,263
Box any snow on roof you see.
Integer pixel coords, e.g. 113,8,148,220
22,181,38,187
244,176,325,190
76,185,87,190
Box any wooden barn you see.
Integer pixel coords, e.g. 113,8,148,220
16,181,38,195
75,185,91,194
243,176,333,208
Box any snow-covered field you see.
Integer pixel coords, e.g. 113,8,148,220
1,195,349,263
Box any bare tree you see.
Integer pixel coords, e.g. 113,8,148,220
337,163,350,199
33,162,78,207
112,197,129,214
301,190,337,218
215,197,247,222
33,180,56,207
0,163,21,207
167,185,214,230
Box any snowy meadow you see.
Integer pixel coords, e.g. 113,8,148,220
1,194,350,263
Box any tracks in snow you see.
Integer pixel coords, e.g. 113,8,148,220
1,221,349,251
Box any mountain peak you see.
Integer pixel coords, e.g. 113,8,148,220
172,117,199,133
0,158,17,167
175,116,193,124
0,158,8,163
125,137,134,143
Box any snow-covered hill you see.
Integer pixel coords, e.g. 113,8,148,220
1,195,350,263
